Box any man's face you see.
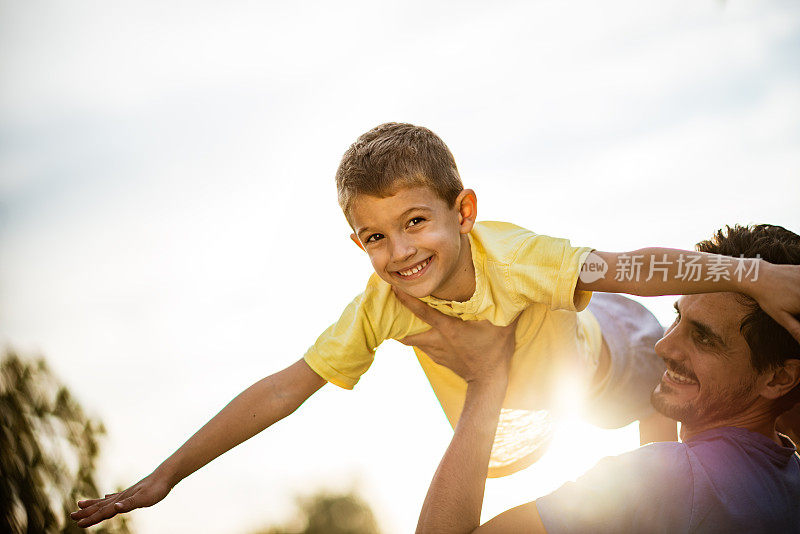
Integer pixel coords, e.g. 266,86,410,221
651,293,767,429
349,186,474,301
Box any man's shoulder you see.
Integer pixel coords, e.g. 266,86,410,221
544,441,692,496
565,441,694,500
685,426,785,453
596,441,691,475
683,426,800,473
536,442,694,533
540,431,800,534
681,427,800,532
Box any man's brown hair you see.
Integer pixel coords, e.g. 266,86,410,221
696,224,800,408
335,123,464,222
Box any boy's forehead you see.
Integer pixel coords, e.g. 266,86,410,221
349,186,448,228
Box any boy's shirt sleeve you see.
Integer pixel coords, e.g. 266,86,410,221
303,274,422,389
508,232,594,312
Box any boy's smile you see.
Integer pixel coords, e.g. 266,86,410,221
349,185,477,301
394,256,433,279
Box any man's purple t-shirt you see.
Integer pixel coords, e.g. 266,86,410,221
536,427,800,533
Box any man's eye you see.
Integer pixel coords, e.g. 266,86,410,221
366,233,383,243
408,217,425,227
693,331,712,346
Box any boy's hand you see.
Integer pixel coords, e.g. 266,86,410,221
393,288,518,384
69,359,324,529
70,471,172,528
745,261,800,344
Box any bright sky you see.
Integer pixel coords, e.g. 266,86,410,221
1,1,799,532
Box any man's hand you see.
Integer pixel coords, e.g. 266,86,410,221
70,471,172,528
394,288,522,533
394,288,518,384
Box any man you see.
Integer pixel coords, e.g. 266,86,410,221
397,224,800,533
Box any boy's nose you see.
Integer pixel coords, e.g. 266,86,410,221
390,237,417,264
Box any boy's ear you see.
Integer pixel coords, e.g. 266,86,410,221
761,359,800,400
456,189,477,234
350,233,366,252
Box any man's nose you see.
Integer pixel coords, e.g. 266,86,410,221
654,323,682,361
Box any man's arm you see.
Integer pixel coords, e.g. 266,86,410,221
394,289,547,533
70,358,325,528
577,249,800,342
416,377,549,534
417,376,507,532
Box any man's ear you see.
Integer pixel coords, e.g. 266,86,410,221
350,233,366,252
455,189,477,234
761,359,800,400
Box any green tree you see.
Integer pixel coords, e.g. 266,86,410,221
0,348,132,534
253,490,381,534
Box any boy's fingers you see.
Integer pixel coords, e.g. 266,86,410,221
111,490,139,513
71,504,97,519
77,508,114,528
778,312,800,344
392,288,451,329
73,491,129,524
74,498,108,516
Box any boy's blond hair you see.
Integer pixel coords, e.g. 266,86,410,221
335,123,464,223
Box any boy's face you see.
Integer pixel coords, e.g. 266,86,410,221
349,185,477,301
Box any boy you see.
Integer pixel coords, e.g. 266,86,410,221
71,123,800,527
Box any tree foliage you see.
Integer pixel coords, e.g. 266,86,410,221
0,348,131,534
252,489,381,534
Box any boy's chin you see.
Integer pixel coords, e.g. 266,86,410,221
390,282,432,299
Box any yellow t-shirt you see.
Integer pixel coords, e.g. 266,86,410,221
304,221,601,477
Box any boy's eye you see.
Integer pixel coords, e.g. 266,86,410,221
366,233,384,243
408,217,425,227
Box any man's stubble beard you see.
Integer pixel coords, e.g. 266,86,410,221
651,376,758,429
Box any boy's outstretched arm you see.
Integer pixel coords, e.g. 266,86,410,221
576,249,800,342
70,358,325,528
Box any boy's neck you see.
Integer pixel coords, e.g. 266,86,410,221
429,234,476,302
